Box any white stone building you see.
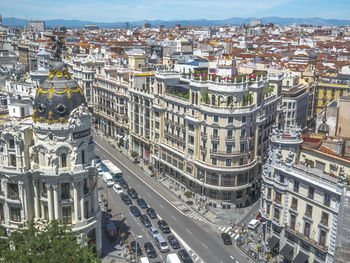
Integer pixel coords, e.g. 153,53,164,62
0,61,102,256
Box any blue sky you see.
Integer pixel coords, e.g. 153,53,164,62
0,0,349,22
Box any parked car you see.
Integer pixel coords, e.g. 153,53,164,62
178,249,193,263
158,220,171,234
137,198,148,209
127,188,138,199
256,212,265,222
247,219,260,230
221,233,232,245
130,205,141,217
146,207,157,219
130,241,142,256
149,226,159,239
113,184,123,194
120,180,129,189
140,214,152,227
154,234,169,253
121,194,132,205
167,235,181,249
144,242,157,258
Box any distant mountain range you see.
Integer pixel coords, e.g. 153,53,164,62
3,16,350,28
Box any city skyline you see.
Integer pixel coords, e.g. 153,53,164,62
1,0,350,23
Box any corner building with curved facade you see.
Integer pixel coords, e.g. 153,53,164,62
129,72,284,208
0,62,102,256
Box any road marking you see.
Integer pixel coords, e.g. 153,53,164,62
171,215,177,220
202,242,208,249
95,141,210,224
96,142,205,262
236,261,239,263
159,204,164,209
186,228,193,234
146,193,152,198
230,256,234,259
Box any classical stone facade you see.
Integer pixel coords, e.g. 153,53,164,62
0,62,102,256
261,125,347,263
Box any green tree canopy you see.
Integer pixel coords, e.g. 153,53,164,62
0,220,100,263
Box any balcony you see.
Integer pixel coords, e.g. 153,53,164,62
164,131,186,144
8,194,20,200
225,136,235,142
211,135,219,141
285,224,328,252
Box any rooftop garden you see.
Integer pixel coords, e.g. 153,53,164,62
185,70,267,83
166,85,189,99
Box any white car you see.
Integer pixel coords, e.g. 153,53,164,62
113,184,123,194
149,226,159,239
247,219,260,230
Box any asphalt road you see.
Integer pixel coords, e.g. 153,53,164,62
95,135,252,263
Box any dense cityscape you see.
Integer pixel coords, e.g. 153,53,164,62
0,8,349,263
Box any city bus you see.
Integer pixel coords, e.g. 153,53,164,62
100,160,123,182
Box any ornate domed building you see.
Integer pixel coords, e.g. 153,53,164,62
0,61,102,256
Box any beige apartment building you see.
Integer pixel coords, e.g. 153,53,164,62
261,125,348,263
143,72,284,208
92,66,130,147
92,55,285,207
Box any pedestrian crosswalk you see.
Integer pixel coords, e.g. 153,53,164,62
218,226,241,240
172,200,188,210
187,211,207,222
171,201,208,223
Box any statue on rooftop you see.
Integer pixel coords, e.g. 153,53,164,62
49,35,65,61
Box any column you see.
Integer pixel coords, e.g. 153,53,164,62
73,183,79,223
80,182,85,221
33,180,40,220
47,184,53,221
96,222,102,257
53,184,59,220
93,179,99,214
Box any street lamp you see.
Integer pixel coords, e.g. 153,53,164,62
133,234,143,263
200,176,205,209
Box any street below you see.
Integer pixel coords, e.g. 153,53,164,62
95,134,256,263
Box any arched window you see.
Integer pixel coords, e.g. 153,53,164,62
227,96,233,106
61,153,67,168
211,95,216,105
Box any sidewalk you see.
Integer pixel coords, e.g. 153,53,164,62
94,129,258,227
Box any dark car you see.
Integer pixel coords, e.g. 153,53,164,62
158,220,171,234
167,235,181,249
140,214,152,227
221,233,232,245
178,249,193,263
144,242,157,258
146,207,157,219
127,188,138,199
120,180,129,189
130,205,141,217
137,198,148,209
130,241,142,256
121,194,132,205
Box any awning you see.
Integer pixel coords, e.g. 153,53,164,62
293,250,309,263
280,243,294,259
268,236,280,249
